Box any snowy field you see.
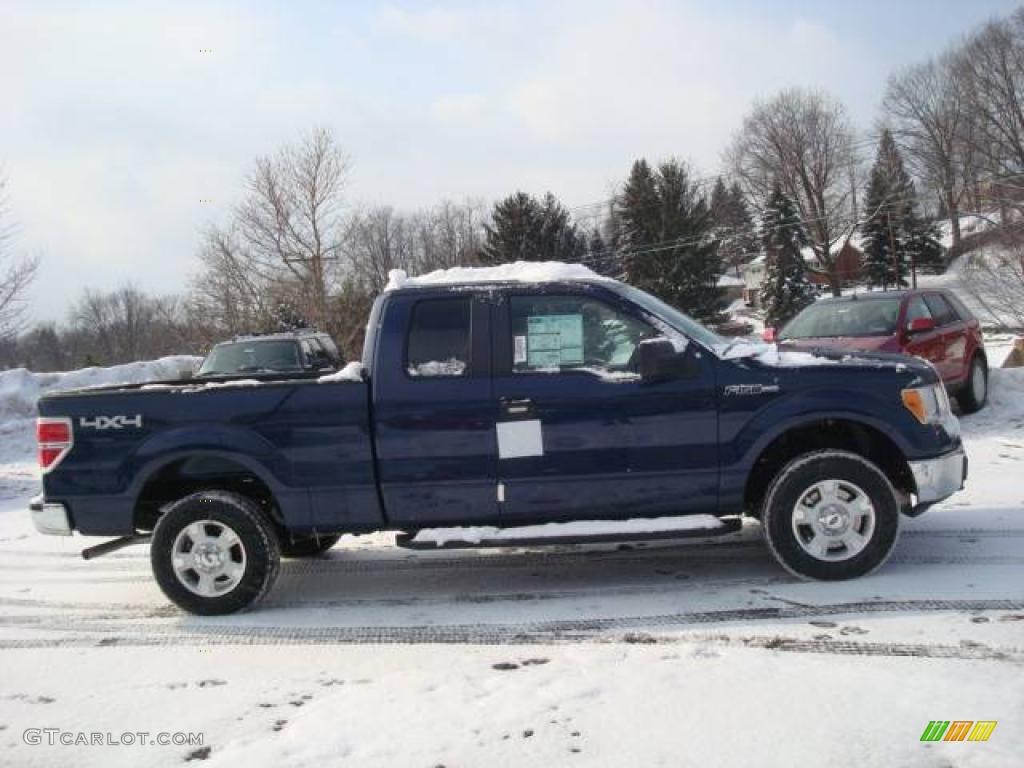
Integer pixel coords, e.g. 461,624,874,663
0,352,1022,767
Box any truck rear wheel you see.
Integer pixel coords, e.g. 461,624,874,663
280,534,341,558
762,450,900,581
151,491,281,615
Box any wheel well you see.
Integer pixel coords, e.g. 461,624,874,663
133,455,282,533
743,419,914,518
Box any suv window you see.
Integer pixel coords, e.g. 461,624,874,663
509,295,655,374
904,295,933,329
407,298,471,377
924,294,958,326
317,335,342,363
302,338,333,369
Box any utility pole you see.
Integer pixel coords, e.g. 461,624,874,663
887,210,898,291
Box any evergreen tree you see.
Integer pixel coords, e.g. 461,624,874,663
761,184,815,328
616,158,725,322
480,191,585,265
861,130,942,288
710,180,759,276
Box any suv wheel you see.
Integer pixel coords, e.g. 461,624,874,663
151,491,281,615
280,534,341,558
762,450,900,580
957,356,988,414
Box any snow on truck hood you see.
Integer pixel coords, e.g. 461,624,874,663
385,261,613,291
723,340,922,373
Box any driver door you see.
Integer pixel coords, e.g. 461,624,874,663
491,288,719,524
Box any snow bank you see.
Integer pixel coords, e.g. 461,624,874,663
385,261,611,291
411,514,724,547
0,355,200,464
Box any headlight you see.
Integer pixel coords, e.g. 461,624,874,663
901,383,951,425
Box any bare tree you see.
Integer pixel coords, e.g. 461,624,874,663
959,239,1024,329
883,53,974,247
235,127,350,330
0,175,39,339
954,9,1024,211
727,88,860,295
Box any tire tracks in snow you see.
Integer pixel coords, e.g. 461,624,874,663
0,598,1022,661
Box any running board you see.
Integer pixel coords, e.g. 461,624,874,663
396,516,742,550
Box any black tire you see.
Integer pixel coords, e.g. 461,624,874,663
762,450,900,581
956,355,988,414
151,491,281,615
280,534,341,558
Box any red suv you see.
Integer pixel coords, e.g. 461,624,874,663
768,289,988,412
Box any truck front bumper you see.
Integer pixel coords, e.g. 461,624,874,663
29,495,73,536
908,447,967,513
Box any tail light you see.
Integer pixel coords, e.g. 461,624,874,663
37,417,73,473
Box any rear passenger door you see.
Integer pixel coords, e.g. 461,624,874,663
923,293,965,383
371,292,500,526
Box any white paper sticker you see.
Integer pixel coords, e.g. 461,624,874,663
513,335,527,364
496,419,543,459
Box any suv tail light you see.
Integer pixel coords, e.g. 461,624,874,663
37,417,73,473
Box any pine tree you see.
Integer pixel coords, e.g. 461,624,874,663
761,184,815,328
861,130,942,288
710,180,759,277
616,158,725,322
480,191,585,265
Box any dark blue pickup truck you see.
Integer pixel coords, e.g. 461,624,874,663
31,263,967,614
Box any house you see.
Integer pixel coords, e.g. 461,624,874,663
740,239,864,307
716,272,745,304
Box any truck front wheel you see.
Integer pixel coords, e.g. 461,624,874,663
762,450,900,580
151,491,281,615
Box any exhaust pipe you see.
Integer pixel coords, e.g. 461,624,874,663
81,534,151,560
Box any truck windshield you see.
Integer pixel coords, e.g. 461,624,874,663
197,340,302,376
614,283,728,353
780,299,901,339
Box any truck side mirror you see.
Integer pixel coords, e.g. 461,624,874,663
638,337,681,381
907,317,936,335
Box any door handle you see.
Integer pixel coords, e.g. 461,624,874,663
500,397,534,416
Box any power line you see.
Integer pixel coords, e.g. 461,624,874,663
569,169,1024,269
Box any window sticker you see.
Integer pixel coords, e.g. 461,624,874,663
526,314,583,367
513,335,527,364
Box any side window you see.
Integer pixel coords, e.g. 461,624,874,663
904,295,933,328
509,295,656,374
318,336,342,363
406,298,471,378
924,294,957,326
304,338,332,368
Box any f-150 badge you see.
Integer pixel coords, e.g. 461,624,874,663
723,384,780,396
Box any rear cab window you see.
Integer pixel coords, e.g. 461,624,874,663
406,297,472,378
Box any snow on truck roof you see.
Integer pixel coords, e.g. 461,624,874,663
384,261,613,291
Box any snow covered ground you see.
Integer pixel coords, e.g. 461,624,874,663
0,355,1022,767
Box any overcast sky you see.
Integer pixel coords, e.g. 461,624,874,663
2,0,1018,324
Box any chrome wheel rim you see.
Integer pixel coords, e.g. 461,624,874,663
171,520,246,597
791,479,875,562
972,362,986,403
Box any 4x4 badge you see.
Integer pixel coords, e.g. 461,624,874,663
79,415,143,430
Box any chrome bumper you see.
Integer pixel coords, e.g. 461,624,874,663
29,495,72,536
909,448,967,505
